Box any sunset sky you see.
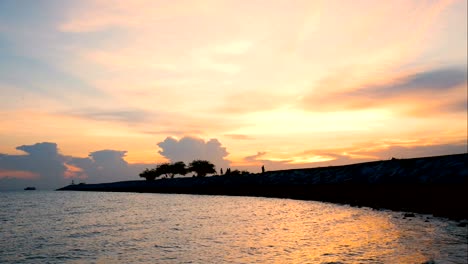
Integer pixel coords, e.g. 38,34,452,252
0,0,466,189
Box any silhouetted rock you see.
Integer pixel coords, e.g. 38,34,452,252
57,153,468,220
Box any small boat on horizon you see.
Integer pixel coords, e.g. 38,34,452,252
24,187,36,190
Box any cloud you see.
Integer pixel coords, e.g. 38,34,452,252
0,38,105,106
218,91,289,114
236,141,467,173
63,163,86,179
58,0,219,33
238,151,365,172
243,152,272,164
0,169,39,180
142,129,203,136
157,136,230,170
301,65,467,114
0,142,68,190
301,142,468,166
66,149,148,184
61,107,153,124
358,66,467,96
213,41,253,55
224,134,254,140
444,99,467,113
89,150,128,164
16,142,60,156
241,152,292,171
353,143,468,160
0,142,148,190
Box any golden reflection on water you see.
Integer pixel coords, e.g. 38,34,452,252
2,192,465,263
207,198,440,263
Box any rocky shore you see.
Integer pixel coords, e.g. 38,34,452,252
58,153,468,220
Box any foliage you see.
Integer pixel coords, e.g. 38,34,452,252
188,160,216,177
139,161,187,180
139,160,252,180
140,160,218,180
156,163,172,178
139,168,158,181
170,161,187,178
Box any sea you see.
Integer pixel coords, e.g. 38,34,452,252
0,191,466,264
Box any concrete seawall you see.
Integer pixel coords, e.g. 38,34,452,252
58,153,468,219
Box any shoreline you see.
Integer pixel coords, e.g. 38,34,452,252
58,153,468,220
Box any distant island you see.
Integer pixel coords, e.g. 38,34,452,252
58,153,468,220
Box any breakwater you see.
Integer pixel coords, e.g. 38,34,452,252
58,153,468,219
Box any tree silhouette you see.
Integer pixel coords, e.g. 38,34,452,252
155,162,188,178
188,160,216,177
139,168,160,181
140,161,188,180
156,163,171,178
140,160,214,179
169,161,187,178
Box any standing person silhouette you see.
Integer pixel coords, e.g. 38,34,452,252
261,165,265,173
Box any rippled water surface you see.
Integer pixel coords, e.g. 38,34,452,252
0,191,466,263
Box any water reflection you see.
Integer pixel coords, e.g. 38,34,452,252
0,192,466,263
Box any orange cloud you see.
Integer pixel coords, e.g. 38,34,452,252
64,163,87,179
231,139,466,173
224,134,254,140
300,66,467,116
0,170,39,179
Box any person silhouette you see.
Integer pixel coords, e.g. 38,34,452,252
261,165,265,173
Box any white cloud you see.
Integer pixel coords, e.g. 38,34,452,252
158,136,230,170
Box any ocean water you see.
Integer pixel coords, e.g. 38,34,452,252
0,191,466,264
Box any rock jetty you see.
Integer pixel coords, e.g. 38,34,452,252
58,153,468,219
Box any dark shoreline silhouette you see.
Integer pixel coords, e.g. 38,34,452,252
57,153,468,220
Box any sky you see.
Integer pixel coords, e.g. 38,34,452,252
0,0,466,190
